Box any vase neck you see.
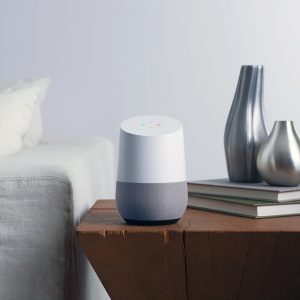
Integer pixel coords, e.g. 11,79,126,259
272,121,297,137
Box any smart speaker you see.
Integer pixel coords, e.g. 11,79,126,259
116,115,188,225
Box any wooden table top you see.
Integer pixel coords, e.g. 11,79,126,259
78,199,300,233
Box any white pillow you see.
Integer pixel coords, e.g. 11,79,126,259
0,80,49,157
23,79,50,147
0,78,50,148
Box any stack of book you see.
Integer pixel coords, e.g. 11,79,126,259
188,178,300,218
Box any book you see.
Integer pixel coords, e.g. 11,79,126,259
188,178,300,202
188,194,300,218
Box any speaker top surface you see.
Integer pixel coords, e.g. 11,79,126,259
118,115,186,183
121,115,182,137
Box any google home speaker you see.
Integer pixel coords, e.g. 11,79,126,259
116,115,188,225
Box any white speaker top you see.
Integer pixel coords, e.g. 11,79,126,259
120,115,182,136
118,115,186,183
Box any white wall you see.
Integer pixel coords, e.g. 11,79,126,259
1,0,300,180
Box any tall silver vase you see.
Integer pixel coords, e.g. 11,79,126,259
257,121,300,186
224,65,269,183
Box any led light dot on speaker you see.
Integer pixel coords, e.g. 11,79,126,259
116,115,188,225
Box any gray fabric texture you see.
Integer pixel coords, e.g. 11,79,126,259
116,181,187,221
0,137,114,300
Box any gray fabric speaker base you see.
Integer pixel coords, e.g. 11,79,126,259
116,181,188,221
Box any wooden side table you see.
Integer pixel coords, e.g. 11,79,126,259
77,200,300,300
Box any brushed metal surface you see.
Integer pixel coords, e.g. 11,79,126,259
224,65,269,183
257,121,300,186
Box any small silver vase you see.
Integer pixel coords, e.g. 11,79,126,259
224,65,269,183
257,121,300,186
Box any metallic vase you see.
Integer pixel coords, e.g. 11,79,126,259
257,121,300,186
224,65,269,183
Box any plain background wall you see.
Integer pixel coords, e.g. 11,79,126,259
1,0,300,180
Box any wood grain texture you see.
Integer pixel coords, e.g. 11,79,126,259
185,207,300,300
77,200,300,300
78,201,188,300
